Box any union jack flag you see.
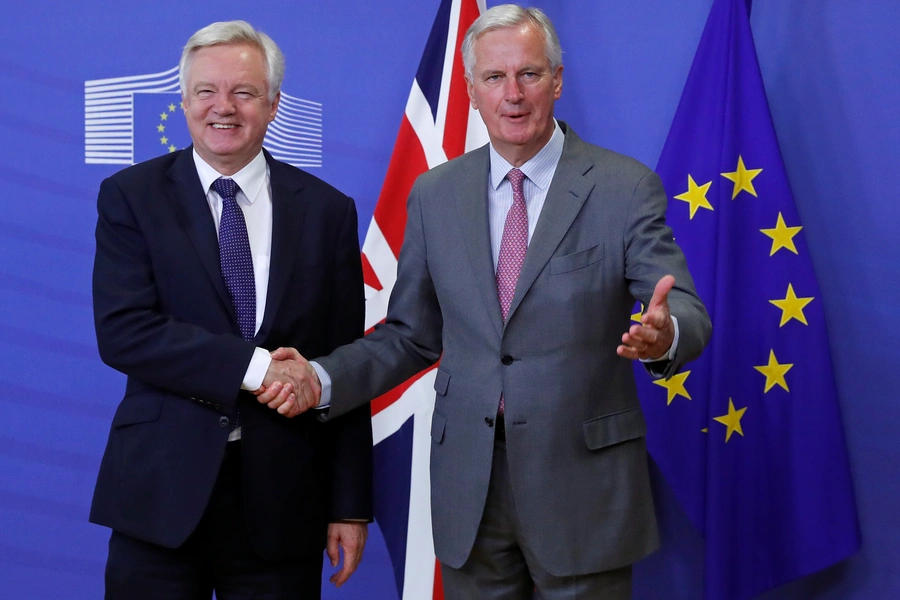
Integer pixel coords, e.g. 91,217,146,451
364,0,487,598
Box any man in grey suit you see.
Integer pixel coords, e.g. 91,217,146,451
258,4,710,598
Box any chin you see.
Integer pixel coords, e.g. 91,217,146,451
205,141,243,155
500,132,535,147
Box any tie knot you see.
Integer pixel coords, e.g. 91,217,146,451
213,177,240,201
507,168,525,191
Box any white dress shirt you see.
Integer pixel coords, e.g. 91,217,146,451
193,149,274,437
487,120,565,267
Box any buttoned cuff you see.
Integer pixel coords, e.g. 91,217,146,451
311,361,332,408
640,315,680,363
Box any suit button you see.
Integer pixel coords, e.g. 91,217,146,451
219,416,230,428
485,417,494,427
501,355,513,366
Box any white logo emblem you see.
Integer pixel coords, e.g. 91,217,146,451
84,66,322,167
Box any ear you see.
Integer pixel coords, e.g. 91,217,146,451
269,91,281,122
552,65,564,100
465,76,478,110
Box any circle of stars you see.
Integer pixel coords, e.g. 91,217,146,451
663,154,821,443
157,101,183,153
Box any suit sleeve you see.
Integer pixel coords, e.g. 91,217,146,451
93,176,255,411
623,171,712,377
317,180,444,421
321,197,373,520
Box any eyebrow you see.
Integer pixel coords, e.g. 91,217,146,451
480,65,545,77
191,81,261,93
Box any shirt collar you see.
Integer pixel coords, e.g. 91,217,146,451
489,120,565,190
192,148,267,204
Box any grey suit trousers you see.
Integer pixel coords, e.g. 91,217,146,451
440,436,633,600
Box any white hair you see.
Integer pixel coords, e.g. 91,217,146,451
179,20,284,103
461,4,563,80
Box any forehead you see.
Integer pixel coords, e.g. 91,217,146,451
188,43,267,81
472,24,548,71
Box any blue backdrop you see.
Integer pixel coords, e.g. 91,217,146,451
1,1,897,598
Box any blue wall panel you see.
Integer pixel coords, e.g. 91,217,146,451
1,1,897,598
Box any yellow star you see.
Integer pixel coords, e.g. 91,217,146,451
760,212,802,255
769,283,814,326
168,144,177,153
180,100,185,110
721,155,763,199
652,370,692,405
631,303,644,324
168,103,177,112
713,398,747,442
754,350,793,393
160,112,168,121
160,136,168,145
157,124,166,133
673,175,714,219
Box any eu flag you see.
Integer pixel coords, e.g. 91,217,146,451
133,92,189,163
636,0,861,597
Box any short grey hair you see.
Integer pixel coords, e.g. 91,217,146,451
461,4,563,80
179,20,285,103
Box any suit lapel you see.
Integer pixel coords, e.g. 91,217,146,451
454,148,504,338
258,150,305,340
505,127,595,325
166,148,234,313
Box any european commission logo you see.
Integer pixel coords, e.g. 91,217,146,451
84,66,323,167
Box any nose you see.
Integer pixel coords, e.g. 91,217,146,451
213,93,236,115
503,78,524,103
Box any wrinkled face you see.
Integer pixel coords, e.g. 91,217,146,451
182,43,279,175
466,24,563,166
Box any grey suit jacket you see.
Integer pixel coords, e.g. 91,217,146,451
319,122,711,576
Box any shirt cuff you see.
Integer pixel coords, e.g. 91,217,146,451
640,315,680,363
311,361,333,408
241,347,272,391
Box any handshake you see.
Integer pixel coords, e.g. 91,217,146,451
253,347,323,418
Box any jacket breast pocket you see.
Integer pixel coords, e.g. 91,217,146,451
582,406,647,450
550,243,604,275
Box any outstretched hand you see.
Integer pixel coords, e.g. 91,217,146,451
617,275,676,361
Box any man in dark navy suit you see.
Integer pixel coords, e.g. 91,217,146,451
90,20,372,599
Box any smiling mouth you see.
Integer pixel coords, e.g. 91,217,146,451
211,124,237,129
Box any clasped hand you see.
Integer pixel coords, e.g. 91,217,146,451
253,348,321,417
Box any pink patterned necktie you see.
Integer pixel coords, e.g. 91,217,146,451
496,168,528,415
497,168,528,320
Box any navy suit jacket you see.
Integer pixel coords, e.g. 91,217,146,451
90,148,372,559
